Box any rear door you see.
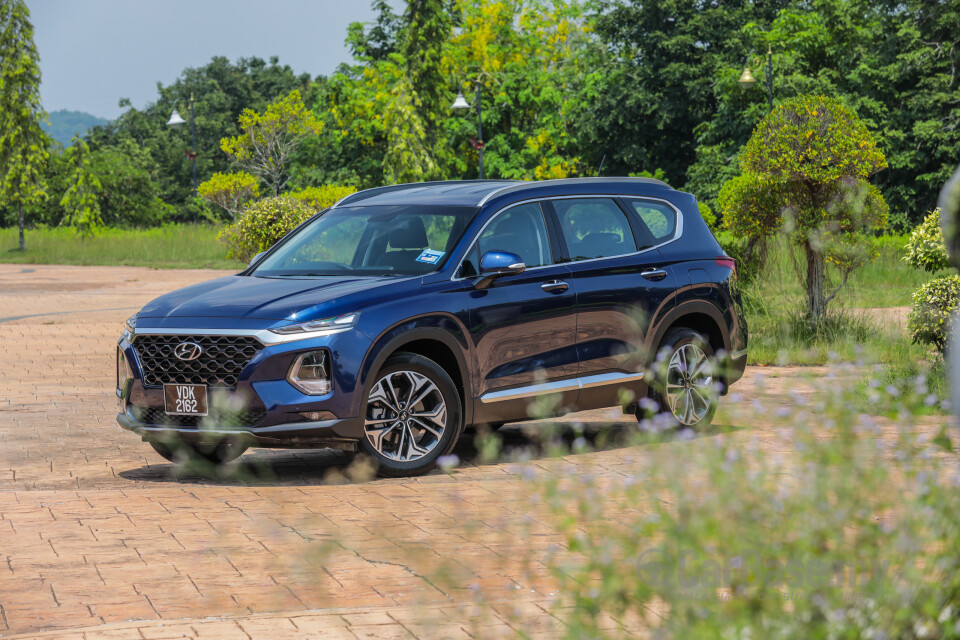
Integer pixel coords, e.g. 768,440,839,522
461,201,579,417
544,196,678,408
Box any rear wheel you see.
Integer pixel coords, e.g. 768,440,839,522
149,439,247,465
644,328,718,429
359,353,464,477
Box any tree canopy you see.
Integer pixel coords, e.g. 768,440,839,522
719,95,889,322
3,0,960,233
0,0,48,249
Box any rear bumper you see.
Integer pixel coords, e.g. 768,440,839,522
726,348,748,387
117,411,363,449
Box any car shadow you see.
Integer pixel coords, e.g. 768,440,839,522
118,418,743,487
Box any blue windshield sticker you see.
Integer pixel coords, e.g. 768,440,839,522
416,249,445,264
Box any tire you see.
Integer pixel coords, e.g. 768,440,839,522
643,327,719,430
359,352,464,477
149,439,247,465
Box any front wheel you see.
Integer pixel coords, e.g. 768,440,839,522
359,353,464,477
644,328,718,429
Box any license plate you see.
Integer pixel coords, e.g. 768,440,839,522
163,384,208,416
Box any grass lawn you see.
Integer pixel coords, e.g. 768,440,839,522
742,234,939,370
0,225,245,270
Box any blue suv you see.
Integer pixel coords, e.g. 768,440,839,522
116,178,747,476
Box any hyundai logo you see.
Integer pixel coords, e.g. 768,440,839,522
174,342,203,361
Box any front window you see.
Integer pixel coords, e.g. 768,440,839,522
252,205,476,277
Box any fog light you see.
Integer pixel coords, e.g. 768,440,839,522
300,411,335,422
287,350,332,395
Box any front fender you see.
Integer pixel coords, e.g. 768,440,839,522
353,314,473,426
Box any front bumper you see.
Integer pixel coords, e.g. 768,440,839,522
116,322,370,449
117,410,362,450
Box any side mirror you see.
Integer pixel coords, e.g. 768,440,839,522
249,251,266,267
475,251,525,289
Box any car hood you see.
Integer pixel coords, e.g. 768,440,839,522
138,274,406,321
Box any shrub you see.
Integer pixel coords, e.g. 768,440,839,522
289,185,356,211
907,274,960,352
217,195,317,262
903,208,949,273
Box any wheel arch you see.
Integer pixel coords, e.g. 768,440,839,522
649,301,731,362
357,316,473,427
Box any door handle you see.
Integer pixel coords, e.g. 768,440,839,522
541,280,569,293
641,268,668,281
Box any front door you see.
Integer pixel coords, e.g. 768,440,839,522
462,202,579,420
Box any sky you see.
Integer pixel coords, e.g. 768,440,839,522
27,0,402,120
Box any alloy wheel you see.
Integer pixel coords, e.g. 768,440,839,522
664,343,714,426
364,370,447,462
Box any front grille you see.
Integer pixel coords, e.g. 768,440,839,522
131,406,266,429
133,334,263,388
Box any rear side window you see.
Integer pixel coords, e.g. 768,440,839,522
624,198,677,241
552,198,637,261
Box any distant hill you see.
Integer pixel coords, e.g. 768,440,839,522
42,110,109,146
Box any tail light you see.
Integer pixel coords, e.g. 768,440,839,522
715,256,737,278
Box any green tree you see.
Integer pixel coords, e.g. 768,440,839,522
197,171,260,220
59,138,103,240
89,139,172,227
719,95,888,323
89,56,312,218
579,0,787,187
311,0,592,186
402,0,452,131
0,0,48,250
689,0,960,224
220,89,322,196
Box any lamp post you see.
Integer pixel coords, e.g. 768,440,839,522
738,43,774,113
451,81,485,179
167,93,198,222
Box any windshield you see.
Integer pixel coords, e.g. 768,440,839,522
252,204,477,277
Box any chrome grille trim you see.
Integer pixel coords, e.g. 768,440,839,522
133,334,263,388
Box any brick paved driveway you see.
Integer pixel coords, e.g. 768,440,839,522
0,264,914,639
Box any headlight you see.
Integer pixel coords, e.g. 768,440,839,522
270,312,359,336
125,313,138,332
287,350,332,395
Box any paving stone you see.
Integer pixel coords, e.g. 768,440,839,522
0,264,946,639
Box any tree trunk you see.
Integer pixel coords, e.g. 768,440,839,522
805,241,826,323
18,202,25,251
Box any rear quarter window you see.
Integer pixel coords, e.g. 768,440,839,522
624,199,678,241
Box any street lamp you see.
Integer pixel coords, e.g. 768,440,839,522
167,93,199,222
739,43,774,113
451,81,485,179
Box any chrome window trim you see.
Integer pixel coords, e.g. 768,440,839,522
452,194,684,282
479,371,645,404
129,326,351,346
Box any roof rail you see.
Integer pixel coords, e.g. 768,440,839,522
475,176,671,207
330,179,521,209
